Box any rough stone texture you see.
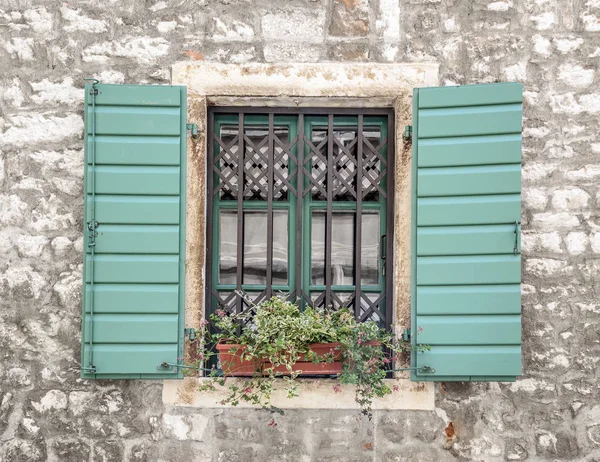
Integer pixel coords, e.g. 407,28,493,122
0,0,599,461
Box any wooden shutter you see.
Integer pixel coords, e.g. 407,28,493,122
81,84,187,379
411,83,522,381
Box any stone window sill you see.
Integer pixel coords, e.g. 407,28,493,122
162,378,434,410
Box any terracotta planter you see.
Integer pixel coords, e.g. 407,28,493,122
216,341,343,377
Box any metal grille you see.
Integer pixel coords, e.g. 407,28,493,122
207,108,395,331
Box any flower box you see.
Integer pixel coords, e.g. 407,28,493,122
216,341,343,376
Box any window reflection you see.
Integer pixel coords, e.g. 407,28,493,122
311,211,379,286
243,211,288,285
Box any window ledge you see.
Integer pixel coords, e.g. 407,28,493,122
162,378,434,411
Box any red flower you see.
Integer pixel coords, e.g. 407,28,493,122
268,418,277,428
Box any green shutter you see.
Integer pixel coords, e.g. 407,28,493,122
81,83,187,379
411,83,522,382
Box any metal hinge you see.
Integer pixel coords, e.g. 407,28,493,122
184,327,197,340
186,123,198,137
81,365,97,373
402,328,411,341
404,125,412,140
87,220,99,247
513,221,521,255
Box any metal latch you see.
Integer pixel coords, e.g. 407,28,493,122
184,328,197,340
186,123,198,137
402,328,411,341
513,221,521,255
404,125,412,140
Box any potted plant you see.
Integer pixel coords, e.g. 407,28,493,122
189,295,428,418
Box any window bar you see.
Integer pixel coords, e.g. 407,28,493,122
355,115,363,320
385,115,394,330
206,112,215,322
296,114,304,307
236,113,244,314
325,115,334,309
266,113,274,299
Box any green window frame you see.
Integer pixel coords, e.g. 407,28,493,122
206,108,395,332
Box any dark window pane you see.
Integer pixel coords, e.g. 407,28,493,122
219,211,237,284
311,211,325,285
272,211,289,285
243,211,288,285
361,212,380,285
311,211,355,286
331,213,355,285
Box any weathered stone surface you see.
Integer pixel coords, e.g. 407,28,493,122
329,0,369,37
0,0,599,460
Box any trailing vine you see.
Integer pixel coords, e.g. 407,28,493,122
189,295,429,419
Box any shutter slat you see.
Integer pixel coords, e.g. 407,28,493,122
418,194,521,226
417,83,522,109
418,134,522,167
89,136,181,165
418,104,522,138
417,285,520,315
416,346,521,377
89,84,181,107
84,314,178,343
85,284,179,313
82,83,186,379
88,166,180,195
83,345,179,375
417,255,521,285
87,255,179,283
418,224,516,256
87,106,181,135
418,165,521,197
91,196,180,225
417,315,521,345
88,225,180,254
412,82,522,382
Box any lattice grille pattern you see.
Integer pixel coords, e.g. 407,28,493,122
310,292,384,324
215,126,293,201
306,128,387,201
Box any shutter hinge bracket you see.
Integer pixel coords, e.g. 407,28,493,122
402,328,411,341
186,123,198,137
87,220,99,247
404,125,412,140
184,327,197,340
81,365,97,373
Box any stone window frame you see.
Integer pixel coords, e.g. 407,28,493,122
165,62,438,410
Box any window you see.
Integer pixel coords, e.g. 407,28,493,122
206,109,395,329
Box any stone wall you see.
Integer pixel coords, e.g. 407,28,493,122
0,0,599,460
